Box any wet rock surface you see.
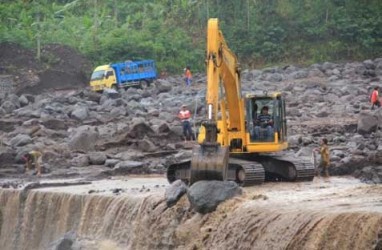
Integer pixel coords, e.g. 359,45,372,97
187,181,242,214
49,231,77,250
165,179,188,207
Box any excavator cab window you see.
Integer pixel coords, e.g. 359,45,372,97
246,97,275,142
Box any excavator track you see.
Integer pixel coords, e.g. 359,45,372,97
167,153,314,186
227,159,265,186
248,154,315,182
167,158,265,186
293,160,315,182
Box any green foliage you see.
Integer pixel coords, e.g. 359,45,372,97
1,0,382,72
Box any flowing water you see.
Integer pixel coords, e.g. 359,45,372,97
0,176,381,250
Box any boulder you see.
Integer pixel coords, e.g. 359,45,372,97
105,159,119,168
355,166,382,184
290,70,308,79
23,94,35,103
113,161,145,174
9,134,32,147
322,62,337,71
5,94,20,108
165,180,188,207
368,150,382,164
127,100,146,112
71,106,89,121
1,100,16,113
49,231,77,250
125,94,142,102
155,79,172,94
187,181,242,214
316,110,330,118
88,152,107,165
357,112,378,134
103,88,121,99
375,59,382,75
110,107,126,117
18,95,29,107
265,73,283,82
127,121,155,139
0,150,16,167
68,126,99,152
84,90,101,103
70,154,89,167
363,59,375,70
156,122,171,133
288,134,302,146
100,99,118,111
136,137,157,152
42,118,68,130
0,119,16,132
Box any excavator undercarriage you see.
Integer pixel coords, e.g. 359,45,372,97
167,152,314,187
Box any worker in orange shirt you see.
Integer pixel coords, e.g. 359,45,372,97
184,66,192,87
178,104,195,141
370,86,380,110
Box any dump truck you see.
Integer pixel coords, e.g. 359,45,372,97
90,60,157,92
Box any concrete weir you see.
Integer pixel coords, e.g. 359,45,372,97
0,177,381,249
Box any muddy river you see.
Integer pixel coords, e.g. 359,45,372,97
0,176,381,249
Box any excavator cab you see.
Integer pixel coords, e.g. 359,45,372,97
245,93,287,143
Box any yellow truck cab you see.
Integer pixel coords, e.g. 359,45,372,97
90,65,116,92
89,60,157,92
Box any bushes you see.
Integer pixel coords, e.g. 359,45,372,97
1,0,382,72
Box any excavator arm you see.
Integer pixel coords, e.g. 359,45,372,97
205,18,245,141
187,18,248,184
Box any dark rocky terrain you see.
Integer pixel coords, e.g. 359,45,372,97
0,43,382,185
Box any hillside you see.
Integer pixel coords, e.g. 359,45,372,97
1,0,382,73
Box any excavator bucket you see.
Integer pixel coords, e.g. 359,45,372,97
166,144,229,186
190,144,229,184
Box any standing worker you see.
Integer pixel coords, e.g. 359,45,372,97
22,150,43,177
184,66,192,87
314,138,330,177
178,105,195,142
370,86,381,110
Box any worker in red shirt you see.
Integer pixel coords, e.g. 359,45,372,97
178,105,195,141
184,66,192,87
370,86,380,110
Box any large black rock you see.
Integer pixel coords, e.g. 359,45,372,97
165,180,188,207
187,180,242,214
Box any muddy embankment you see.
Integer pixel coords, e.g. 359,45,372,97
0,177,381,250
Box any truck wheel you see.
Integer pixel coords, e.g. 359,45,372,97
111,85,118,91
140,80,149,89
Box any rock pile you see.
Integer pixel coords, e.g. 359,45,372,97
0,58,382,183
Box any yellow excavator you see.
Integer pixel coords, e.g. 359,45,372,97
167,18,315,186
